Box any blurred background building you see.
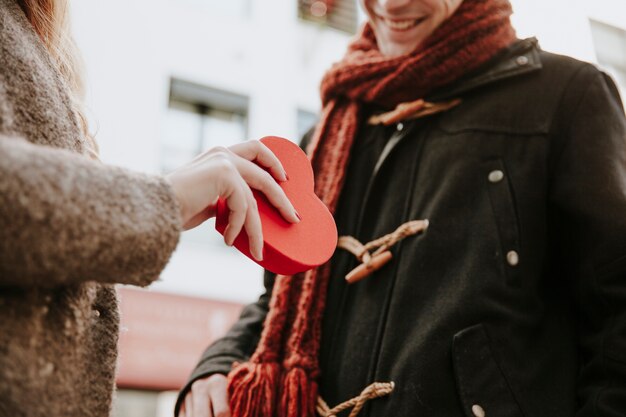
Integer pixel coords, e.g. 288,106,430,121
69,0,626,415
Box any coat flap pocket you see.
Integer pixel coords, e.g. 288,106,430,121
594,255,626,363
452,324,524,417
485,158,521,249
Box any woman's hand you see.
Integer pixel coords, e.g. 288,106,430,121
180,374,230,417
166,140,299,261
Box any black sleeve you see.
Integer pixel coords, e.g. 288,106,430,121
174,129,317,416
549,64,626,415
174,270,275,416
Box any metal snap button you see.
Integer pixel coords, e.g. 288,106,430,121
472,404,486,417
507,250,520,266
396,122,404,131
488,170,504,183
516,55,529,66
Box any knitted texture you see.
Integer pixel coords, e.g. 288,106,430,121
227,1,517,416
0,0,182,415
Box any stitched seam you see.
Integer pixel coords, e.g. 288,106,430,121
546,64,595,182
438,125,550,136
453,326,525,417
482,327,526,417
592,354,613,417
453,337,474,417
591,262,617,416
595,253,626,278
363,123,427,417
485,159,521,284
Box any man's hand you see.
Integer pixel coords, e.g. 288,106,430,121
180,374,230,417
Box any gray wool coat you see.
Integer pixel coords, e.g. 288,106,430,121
0,1,182,416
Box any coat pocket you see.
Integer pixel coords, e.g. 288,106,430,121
484,159,522,286
594,255,626,364
452,324,524,417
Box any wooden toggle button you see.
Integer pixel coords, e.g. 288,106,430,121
345,251,393,284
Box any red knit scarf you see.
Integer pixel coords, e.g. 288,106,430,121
228,1,516,416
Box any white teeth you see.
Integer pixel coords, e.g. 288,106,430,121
383,17,422,31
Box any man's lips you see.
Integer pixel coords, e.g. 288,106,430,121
376,14,427,31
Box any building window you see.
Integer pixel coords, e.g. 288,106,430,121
297,109,318,141
162,79,249,245
161,79,248,174
590,19,626,92
298,0,358,34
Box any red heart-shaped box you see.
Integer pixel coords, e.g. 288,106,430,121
215,136,337,275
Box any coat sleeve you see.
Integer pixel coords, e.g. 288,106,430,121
0,134,181,288
549,64,626,415
174,270,275,416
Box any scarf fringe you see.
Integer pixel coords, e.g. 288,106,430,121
228,362,281,417
279,366,318,417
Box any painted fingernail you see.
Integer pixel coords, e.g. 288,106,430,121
295,211,302,221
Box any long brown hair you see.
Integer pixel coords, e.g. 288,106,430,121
18,0,98,157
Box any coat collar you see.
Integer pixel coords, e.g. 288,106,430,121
429,38,543,102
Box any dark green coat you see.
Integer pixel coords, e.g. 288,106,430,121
178,39,626,417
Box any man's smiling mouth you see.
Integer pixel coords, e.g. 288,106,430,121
378,15,427,31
